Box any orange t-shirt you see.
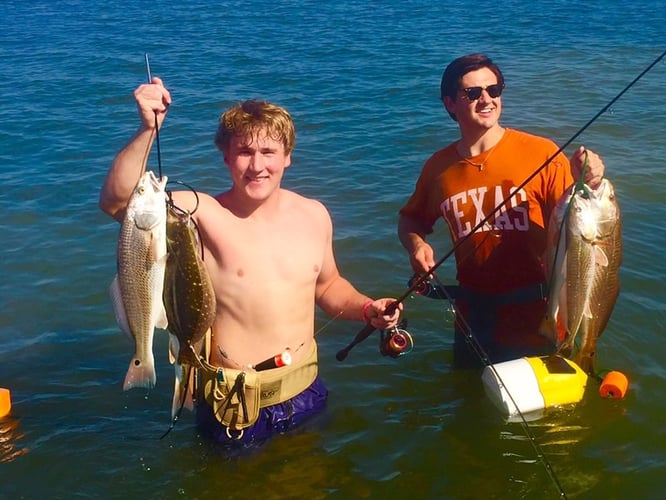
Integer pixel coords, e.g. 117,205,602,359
400,128,573,348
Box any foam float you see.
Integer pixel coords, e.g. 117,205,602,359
599,370,629,399
0,387,11,418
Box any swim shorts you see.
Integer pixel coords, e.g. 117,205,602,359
195,376,328,447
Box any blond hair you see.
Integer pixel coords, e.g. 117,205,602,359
214,100,296,154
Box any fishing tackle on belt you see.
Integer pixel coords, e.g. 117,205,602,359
253,350,293,371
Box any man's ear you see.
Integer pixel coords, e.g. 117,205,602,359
443,96,456,116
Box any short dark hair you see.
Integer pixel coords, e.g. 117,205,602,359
440,54,505,121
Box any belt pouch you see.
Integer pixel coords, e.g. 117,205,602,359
202,367,260,430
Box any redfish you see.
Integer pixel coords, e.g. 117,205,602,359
540,179,622,375
110,171,169,390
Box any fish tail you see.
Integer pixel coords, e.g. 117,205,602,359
575,353,596,377
123,355,157,391
557,340,574,358
168,334,179,365
177,345,200,366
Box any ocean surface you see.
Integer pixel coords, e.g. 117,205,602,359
1,0,665,498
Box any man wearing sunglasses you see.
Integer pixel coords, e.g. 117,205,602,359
397,53,606,367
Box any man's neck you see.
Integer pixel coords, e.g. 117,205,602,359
457,125,506,157
221,188,284,220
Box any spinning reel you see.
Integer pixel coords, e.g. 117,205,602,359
379,319,414,358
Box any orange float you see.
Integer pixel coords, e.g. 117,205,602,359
0,388,11,418
599,371,629,399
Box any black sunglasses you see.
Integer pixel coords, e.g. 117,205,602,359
459,83,504,101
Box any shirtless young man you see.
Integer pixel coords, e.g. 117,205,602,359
100,77,401,445
398,54,606,367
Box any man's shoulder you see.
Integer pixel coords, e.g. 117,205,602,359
419,142,458,177
170,189,220,213
430,141,458,159
281,189,328,215
506,128,558,151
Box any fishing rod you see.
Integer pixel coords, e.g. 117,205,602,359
143,55,201,217
336,49,666,362
144,53,165,180
421,274,568,497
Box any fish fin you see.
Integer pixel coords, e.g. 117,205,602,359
172,363,184,418
123,354,156,391
538,315,559,345
583,299,594,319
155,301,169,330
594,245,609,267
171,363,194,418
109,276,132,339
185,366,195,411
154,249,169,332
558,279,568,333
168,334,179,365
149,230,168,263
557,340,573,358
575,353,595,376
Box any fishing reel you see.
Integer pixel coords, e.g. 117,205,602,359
379,319,414,358
408,273,432,296
408,273,457,323
408,273,446,299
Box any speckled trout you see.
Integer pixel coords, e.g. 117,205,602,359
163,205,215,365
163,205,216,416
110,171,169,390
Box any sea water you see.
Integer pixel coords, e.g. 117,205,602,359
1,0,665,497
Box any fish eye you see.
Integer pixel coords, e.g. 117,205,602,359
138,187,145,195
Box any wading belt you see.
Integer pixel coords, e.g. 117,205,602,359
196,341,318,431
417,281,547,306
414,281,547,353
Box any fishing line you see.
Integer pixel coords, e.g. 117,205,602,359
546,151,589,301
337,49,666,361
166,180,201,215
425,274,568,498
160,363,194,440
144,56,206,262
144,53,165,180
164,180,207,260
543,152,596,363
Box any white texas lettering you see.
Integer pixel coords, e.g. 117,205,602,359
468,187,487,227
440,185,530,239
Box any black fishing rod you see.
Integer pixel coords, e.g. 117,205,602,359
144,53,165,180
423,274,568,497
336,49,666,362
